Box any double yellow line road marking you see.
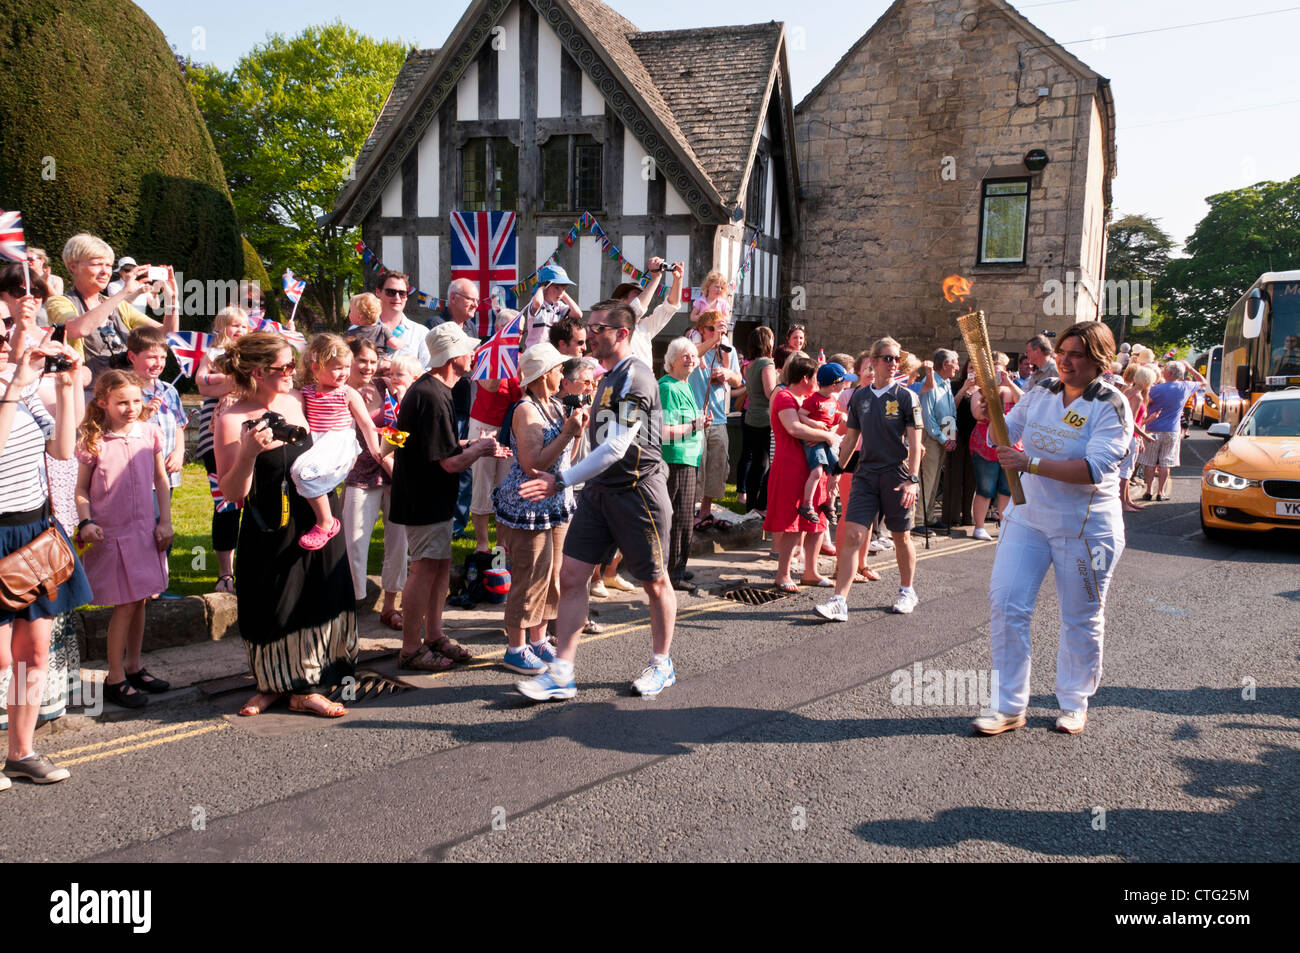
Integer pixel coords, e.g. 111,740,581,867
48,537,995,763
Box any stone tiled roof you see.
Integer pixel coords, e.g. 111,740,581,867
353,47,439,178
565,0,708,178
629,23,783,204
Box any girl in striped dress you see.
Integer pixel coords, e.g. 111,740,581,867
291,334,389,550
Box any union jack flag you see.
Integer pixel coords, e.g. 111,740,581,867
451,210,517,337
0,210,26,262
208,471,241,513
166,331,211,377
471,310,524,381
282,269,306,304
383,391,399,427
257,317,307,352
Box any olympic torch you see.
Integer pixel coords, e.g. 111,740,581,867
944,275,1025,506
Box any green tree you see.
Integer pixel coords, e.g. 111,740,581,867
1102,214,1175,348
1161,176,1300,349
190,23,408,323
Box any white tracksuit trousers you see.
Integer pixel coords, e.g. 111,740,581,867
987,518,1123,714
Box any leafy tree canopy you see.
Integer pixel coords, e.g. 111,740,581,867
189,22,408,325
1101,214,1176,350
1160,176,1300,350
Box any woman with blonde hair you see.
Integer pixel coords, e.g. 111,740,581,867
214,332,357,718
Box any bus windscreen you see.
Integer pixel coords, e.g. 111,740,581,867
1269,283,1300,376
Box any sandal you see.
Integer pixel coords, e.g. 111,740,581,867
800,576,834,587
289,693,348,718
398,646,454,672
583,619,604,634
215,574,235,594
379,609,404,631
238,691,284,716
104,679,147,709
125,668,170,693
774,581,799,594
797,504,819,523
855,567,882,582
694,515,717,531
428,635,473,663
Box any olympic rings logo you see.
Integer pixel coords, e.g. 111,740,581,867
1030,432,1065,453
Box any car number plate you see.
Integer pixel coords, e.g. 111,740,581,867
1276,501,1300,518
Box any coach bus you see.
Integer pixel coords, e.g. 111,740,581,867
1219,271,1300,428
1188,344,1223,427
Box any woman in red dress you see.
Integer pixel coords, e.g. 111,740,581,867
764,352,840,591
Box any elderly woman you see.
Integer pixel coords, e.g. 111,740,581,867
764,352,839,591
214,332,357,718
658,337,709,593
493,344,586,675
974,322,1132,736
0,266,92,785
43,234,178,388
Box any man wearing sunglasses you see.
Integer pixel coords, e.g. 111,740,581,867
375,272,431,369
815,337,924,621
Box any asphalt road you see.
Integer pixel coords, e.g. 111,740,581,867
2,430,1296,862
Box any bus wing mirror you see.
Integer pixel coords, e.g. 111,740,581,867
1244,289,1267,339
1235,364,1252,396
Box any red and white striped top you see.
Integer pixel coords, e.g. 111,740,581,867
302,385,352,433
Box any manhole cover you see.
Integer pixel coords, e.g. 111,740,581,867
326,670,416,703
721,584,796,606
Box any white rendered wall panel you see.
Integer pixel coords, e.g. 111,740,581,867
622,127,649,216
382,236,404,276
457,60,479,122
418,236,439,297
416,124,439,217
497,2,521,120
380,172,402,218
536,23,562,118
580,72,603,116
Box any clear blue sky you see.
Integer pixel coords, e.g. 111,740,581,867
139,0,1300,251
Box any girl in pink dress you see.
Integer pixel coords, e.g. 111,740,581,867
75,370,173,709
291,334,389,550
689,270,732,334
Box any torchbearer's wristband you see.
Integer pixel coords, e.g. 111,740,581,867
1028,457,1041,475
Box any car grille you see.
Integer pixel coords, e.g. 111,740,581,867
1263,480,1300,500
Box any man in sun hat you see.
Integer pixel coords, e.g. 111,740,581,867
390,321,511,672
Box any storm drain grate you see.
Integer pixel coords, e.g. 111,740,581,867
721,584,797,606
326,669,417,703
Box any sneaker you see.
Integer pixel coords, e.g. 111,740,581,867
1056,710,1088,734
3,753,71,784
878,536,894,550
515,670,577,702
631,658,676,697
0,774,10,792
972,527,994,541
813,594,849,622
530,640,559,665
588,579,610,599
971,711,1026,735
604,574,637,592
502,645,547,675
892,588,919,614
868,538,888,553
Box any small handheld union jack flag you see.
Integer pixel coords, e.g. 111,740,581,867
383,391,399,427
208,471,241,513
257,317,307,352
472,310,524,381
0,210,26,262
282,269,306,305
167,331,211,377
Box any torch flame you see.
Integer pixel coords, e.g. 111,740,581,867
942,274,973,304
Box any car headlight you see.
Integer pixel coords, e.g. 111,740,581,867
1205,469,1259,490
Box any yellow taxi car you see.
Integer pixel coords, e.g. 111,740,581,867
1201,389,1300,540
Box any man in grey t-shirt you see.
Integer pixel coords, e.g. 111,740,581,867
516,300,678,702
1024,334,1059,389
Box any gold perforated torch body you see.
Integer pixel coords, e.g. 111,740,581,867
955,309,1026,506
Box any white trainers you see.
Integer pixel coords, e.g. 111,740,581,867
891,588,918,614
972,527,994,541
604,573,637,592
971,711,1027,735
588,578,610,599
1056,710,1088,734
814,594,849,622
630,658,676,697
868,538,887,553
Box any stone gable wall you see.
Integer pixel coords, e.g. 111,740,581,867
792,0,1110,361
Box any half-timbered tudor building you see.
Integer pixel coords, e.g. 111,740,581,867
332,0,800,350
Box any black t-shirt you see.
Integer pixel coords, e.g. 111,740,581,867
589,355,664,488
846,382,921,471
389,374,462,525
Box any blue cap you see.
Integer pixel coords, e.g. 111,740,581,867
817,362,857,386
537,264,575,286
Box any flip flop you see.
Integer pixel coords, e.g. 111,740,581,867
800,576,834,587
774,581,799,594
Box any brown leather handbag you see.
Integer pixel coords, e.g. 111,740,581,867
0,517,76,611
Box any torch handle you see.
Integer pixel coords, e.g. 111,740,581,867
980,385,1026,506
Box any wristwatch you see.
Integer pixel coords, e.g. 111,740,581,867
907,473,919,484
554,471,567,491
